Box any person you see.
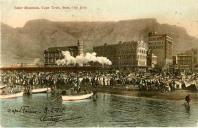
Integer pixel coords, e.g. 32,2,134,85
185,94,191,105
184,94,191,112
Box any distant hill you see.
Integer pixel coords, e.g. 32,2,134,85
1,18,198,66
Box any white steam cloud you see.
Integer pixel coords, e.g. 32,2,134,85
56,51,112,66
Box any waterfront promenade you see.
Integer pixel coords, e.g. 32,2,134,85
0,69,197,101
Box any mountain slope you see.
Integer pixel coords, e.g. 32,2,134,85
1,18,198,66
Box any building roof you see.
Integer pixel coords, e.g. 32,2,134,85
46,46,78,51
93,43,118,48
148,32,173,39
94,40,147,48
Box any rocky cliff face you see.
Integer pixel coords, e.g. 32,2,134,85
1,18,198,66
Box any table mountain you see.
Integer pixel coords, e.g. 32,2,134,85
1,18,198,66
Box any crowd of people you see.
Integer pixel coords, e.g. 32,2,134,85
0,70,197,95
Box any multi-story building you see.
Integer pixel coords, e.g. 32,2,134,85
44,40,84,66
148,32,173,68
93,40,148,69
93,43,119,66
173,55,192,71
184,48,198,71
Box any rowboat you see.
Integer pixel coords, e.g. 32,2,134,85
62,93,93,101
32,88,51,94
0,92,23,99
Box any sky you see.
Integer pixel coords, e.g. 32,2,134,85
1,0,198,38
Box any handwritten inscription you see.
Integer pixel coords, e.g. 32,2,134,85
7,105,40,114
40,106,66,126
7,105,82,126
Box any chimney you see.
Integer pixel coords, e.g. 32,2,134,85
77,40,84,55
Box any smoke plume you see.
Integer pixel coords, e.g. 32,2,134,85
56,51,112,66
33,58,42,65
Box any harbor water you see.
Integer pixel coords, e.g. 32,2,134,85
0,93,198,127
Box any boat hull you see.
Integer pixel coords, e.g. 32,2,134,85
0,85,7,89
32,88,51,94
0,92,23,99
62,93,93,101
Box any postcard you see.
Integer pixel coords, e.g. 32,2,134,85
0,0,198,127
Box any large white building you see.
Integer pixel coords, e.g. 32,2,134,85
136,41,148,67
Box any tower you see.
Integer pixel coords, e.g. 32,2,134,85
77,40,84,55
